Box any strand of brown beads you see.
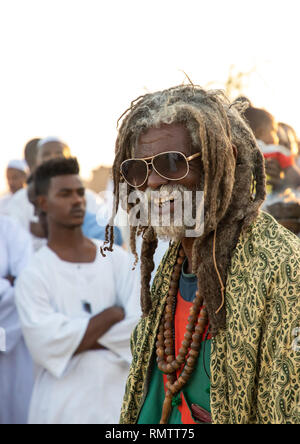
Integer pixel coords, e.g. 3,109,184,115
156,247,209,424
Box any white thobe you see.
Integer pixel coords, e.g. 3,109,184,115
0,216,34,424
15,242,141,424
0,193,12,215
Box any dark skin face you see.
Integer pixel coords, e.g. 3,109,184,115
135,122,237,273
38,175,95,263
39,175,86,228
6,168,27,194
135,123,203,192
37,142,71,166
135,123,202,273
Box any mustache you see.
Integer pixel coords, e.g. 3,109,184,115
144,184,193,202
70,206,85,215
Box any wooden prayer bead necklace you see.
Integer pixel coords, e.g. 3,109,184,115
156,247,209,424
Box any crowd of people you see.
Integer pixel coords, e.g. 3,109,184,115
242,102,300,193
0,136,168,424
0,86,299,424
241,101,300,237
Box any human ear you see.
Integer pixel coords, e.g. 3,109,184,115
37,195,48,214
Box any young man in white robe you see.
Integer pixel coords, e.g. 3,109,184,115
15,157,141,424
0,215,34,424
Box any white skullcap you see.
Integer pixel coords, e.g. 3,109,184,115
7,159,28,173
37,136,66,149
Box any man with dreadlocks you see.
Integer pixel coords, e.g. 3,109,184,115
103,85,300,424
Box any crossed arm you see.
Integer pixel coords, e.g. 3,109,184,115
74,306,125,355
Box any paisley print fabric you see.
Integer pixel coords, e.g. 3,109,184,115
120,212,300,424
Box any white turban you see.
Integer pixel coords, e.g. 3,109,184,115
7,159,28,173
37,137,66,150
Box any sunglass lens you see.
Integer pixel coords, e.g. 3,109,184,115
121,159,148,187
153,152,188,180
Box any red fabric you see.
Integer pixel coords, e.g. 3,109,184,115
264,152,294,169
162,291,211,424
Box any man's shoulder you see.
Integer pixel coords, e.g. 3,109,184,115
7,188,27,204
0,193,11,209
0,214,18,231
247,211,299,256
6,188,33,221
100,242,131,261
17,246,51,281
233,211,300,274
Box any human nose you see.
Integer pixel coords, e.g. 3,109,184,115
146,164,169,190
72,192,85,207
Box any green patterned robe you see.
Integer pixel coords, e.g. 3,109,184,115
120,212,300,424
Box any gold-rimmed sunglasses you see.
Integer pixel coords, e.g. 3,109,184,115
120,150,201,188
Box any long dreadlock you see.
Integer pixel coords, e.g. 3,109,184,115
102,85,266,335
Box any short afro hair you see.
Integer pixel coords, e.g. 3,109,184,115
34,157,80,196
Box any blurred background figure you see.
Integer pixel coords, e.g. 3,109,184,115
15,157,139,424
30,161,123,247
243,106,279,145
24,138,41,174
0,160,28,215
244,106,300,192
278,122,299,156
35,137,71,165
243,106,300,236
297,140,300,168
276,122,300,190
7,136,109,250
0,215,34,424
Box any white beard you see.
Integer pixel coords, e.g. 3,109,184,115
142,184,201,242
154,224,187,242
